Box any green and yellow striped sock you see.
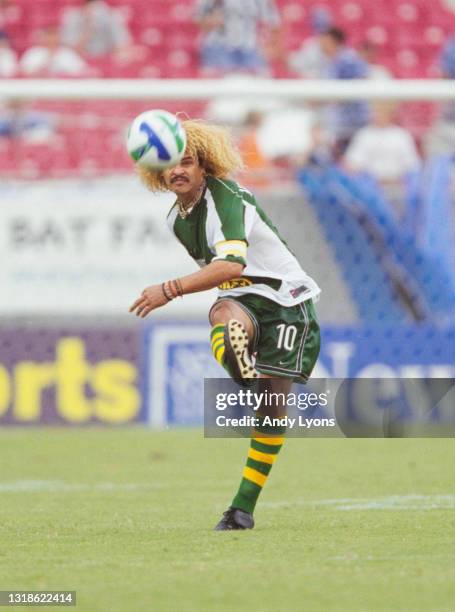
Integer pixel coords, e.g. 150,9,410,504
210,324,226,367
231,419,285,514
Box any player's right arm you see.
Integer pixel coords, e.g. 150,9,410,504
177,259,244,295
129,259,244,318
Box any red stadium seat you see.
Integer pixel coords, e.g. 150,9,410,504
0,0,452,178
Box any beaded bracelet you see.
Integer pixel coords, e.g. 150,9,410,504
171,278,184,298
161,282,173,302
162,279,184,302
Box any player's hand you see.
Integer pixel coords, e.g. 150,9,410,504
129,285,169,318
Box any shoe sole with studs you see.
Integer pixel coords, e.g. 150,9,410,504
224,319,259,387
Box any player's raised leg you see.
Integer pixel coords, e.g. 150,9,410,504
209,299,259,385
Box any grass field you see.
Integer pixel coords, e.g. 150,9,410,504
1,428,455,611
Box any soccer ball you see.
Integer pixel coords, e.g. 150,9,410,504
126,109,187,169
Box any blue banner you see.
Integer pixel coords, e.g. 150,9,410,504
144,323,455,426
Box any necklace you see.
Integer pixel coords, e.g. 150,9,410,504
177,180,206,219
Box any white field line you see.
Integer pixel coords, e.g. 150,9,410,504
0,480,165,493
0,479,235,493
2,483,454,511
261,494,455,511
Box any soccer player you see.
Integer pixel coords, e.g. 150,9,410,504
129,120,321,530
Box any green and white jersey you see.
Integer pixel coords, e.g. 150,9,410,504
166,176,321,307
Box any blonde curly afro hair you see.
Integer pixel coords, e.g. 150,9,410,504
137,118,244,192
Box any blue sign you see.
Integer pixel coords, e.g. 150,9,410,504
144,323,455,427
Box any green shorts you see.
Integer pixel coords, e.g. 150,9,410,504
216,294,321,382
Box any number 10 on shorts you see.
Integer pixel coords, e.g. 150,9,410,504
276,324,298,351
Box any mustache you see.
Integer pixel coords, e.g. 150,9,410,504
171,175,189,183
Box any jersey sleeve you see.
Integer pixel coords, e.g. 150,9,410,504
206,181,248,267
213,238,248,266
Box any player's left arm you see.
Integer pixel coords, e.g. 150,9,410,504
129,260,244,318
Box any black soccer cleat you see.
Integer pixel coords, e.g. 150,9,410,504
214,507,255,531
224,319,259,387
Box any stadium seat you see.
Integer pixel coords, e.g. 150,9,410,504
298,160,455,324
298,164,411,323
0,0,453,179
4,0,451,83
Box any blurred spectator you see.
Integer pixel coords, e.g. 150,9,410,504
358,41,392,80
344,102,420,182
20,26,89,76
195,0,282,76
320,28,368,80
0,99,56,143
60,0,132,58
288,5,333,78
238,108,318,187
0,30,17,76
318,27,370,155
256,106,317,163
440,33,455,77
0,0,21,34
238,110,273,187
425,35,455,156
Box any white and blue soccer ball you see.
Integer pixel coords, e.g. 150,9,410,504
126,109,187,169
